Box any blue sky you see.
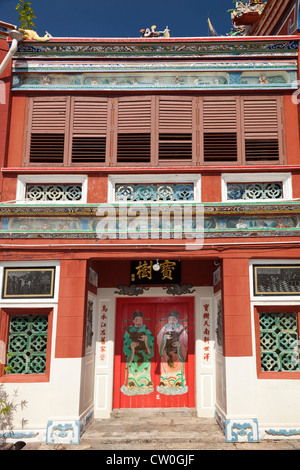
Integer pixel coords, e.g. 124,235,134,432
1,0,234,38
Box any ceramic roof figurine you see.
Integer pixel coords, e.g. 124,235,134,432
18,28,52,41
140,25,170,38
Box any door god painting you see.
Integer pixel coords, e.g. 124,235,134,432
115,298,193,408
121,311,154,396
157,311,188,395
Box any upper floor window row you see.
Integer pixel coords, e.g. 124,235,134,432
25,95,284,167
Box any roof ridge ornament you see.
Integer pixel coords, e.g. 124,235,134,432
227,0,266,36
140,25,170,38
18,28,52,41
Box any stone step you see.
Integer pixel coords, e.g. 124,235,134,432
111,407,197,419
82,433,224,443
81,413,225,445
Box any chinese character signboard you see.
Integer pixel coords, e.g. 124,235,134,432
131,260,181,285
98,300,109,366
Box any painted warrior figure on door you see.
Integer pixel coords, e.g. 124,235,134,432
121,311,154,396
115,298,194,409
157,311,188,395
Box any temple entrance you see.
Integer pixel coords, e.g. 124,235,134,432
113,297,195,409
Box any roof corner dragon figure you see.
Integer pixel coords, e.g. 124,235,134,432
18,29,52,41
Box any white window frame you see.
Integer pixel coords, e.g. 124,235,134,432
221,173,292,203
0,260,60,304
107,174,201,203
16,174,88,204
249,259,300,302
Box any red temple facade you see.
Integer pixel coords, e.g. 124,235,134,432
1,0,300,445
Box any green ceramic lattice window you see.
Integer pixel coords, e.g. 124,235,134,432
259,312,300,372
6,314,48,374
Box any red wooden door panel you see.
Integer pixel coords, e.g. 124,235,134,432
114,297,195,409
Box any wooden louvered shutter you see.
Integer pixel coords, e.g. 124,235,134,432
157,96,196,165
70,97,110,166
242,97,282,163
201,97,240,164
27,97,69,165
114,97,154,165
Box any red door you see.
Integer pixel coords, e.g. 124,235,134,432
113,297,195,409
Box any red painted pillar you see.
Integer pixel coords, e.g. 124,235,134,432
222,258,252,357
55,259,88,358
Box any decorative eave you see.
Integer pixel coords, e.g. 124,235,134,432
12,36,300,59
250,0,299,36
12,58,298,73
0,201,300,240
0,200,299,216
10,36,300,92
234,12,261,26
3,164,300,174
230,1,267,28
0,20,17,39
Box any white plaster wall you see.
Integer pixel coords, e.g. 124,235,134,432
80,355,95,416
220,259,300,428
2,357,84,431
217,308,300,426
250,302,300,427
254,379,300,427
223,356,257,419
248,259,300,427
45,357,83,420
214,290,226,415
215,353,226,414
0,260,89,435
79,291,97,417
